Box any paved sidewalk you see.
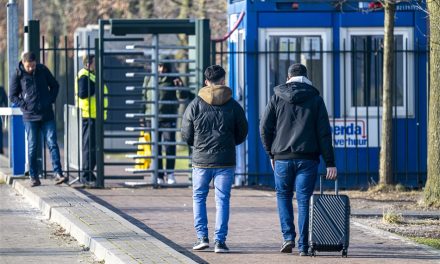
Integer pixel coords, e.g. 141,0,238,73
1,150,440,264
2,178,198,264
0,184,97,264
83,187,440,264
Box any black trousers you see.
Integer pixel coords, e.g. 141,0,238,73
158,120,176,179
82,118,96,181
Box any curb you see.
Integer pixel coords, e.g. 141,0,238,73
11,179,197,264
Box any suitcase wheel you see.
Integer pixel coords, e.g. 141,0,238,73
310,248,316,257
342,249,348,258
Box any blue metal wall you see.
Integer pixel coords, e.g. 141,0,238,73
226,0,428,189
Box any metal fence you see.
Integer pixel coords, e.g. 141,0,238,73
212,37,428,189
11,26,429,189
26,19,211,188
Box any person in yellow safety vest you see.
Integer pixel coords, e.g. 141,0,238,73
74,54,108,185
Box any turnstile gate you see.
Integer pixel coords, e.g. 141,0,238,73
95,19,210,188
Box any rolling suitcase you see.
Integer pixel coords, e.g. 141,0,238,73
309,176,350,257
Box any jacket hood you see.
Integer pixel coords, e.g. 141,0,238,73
198,85,232,105
18,61,41,76
18,61,26,74
274,81,319,104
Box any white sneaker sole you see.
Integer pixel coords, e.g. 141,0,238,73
214,248,229,253
193,243,209,250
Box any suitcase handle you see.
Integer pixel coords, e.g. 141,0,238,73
320,174,338,195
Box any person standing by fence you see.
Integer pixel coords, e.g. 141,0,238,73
143,56,183,184
75,54,108,186
259,63,337,256
181,65,248,253
9,51,66,187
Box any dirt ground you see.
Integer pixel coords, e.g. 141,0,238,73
342,189,431,211
342,189,440,240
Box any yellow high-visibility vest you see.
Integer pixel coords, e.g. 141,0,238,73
74,68,108,119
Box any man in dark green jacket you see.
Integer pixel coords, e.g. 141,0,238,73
143,57,183,184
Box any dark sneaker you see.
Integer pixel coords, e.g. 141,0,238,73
30,178,41,187
299,251,309,256
214,240,229,253
193,237,209,250
54,173,67,185
80,177,95,187
280,240,294,253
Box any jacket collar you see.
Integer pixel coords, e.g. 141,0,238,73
286,76,313,85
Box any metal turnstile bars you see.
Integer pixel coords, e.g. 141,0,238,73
126,86,195,91
125,127,181,132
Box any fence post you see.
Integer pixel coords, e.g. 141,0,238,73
196,19,210,90
95,33,104,188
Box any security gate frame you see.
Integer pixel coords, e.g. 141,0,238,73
95,19,210,188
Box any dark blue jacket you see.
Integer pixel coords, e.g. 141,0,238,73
9,61,59,121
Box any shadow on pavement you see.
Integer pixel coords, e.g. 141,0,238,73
77,188,209,264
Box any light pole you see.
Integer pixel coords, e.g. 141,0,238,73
24,0,33,52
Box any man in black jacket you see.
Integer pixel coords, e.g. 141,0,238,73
260,63,337,256
181,65,248,253
9,52,65,187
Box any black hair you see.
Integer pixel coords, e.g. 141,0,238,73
204,65,226,83
288,63,308,78
159,55,172,72
83,54,95,66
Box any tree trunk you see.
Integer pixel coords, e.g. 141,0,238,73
198,0,206,18
424,1,440,207
379,1,396,185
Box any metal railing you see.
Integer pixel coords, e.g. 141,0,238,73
212,38,429,189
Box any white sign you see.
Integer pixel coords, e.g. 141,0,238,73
330,118,379,148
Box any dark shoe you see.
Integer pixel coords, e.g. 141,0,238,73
214,240,229,253
30,178,41,187
54,173,67,185
299,251,309,256
192,237,209,250
80,177,95,187
280,240,294,253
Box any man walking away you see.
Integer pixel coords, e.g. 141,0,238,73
9,51,66,186
181,65,248,253
260,63,337,256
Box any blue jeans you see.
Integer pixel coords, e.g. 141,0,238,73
192,167,234,242
274,159,318,252
24,120,62,179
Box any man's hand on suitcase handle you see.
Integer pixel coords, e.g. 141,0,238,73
326,167,337,180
